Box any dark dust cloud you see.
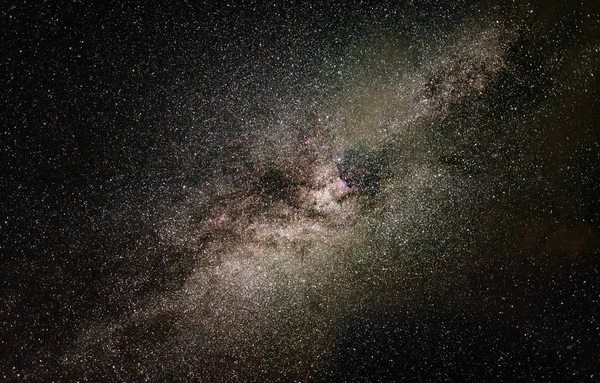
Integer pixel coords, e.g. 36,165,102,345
2,1,600,381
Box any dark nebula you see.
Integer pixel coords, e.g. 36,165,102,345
2,1,600,382
336,146,384,195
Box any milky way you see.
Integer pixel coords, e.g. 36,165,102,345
2,2,600,382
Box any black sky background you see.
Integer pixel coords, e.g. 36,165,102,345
2,1,600,381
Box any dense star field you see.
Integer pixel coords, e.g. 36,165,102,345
2,1,600,381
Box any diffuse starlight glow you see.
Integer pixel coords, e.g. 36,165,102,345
65,22,520,380
4,2,599,381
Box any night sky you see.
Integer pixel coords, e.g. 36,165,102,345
2,1,600,381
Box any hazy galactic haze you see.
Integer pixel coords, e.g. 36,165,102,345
2,1,599,381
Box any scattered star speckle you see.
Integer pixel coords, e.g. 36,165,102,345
2,1,599,382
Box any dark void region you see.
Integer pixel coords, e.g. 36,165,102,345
328,309,599,383
335,147,386,197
